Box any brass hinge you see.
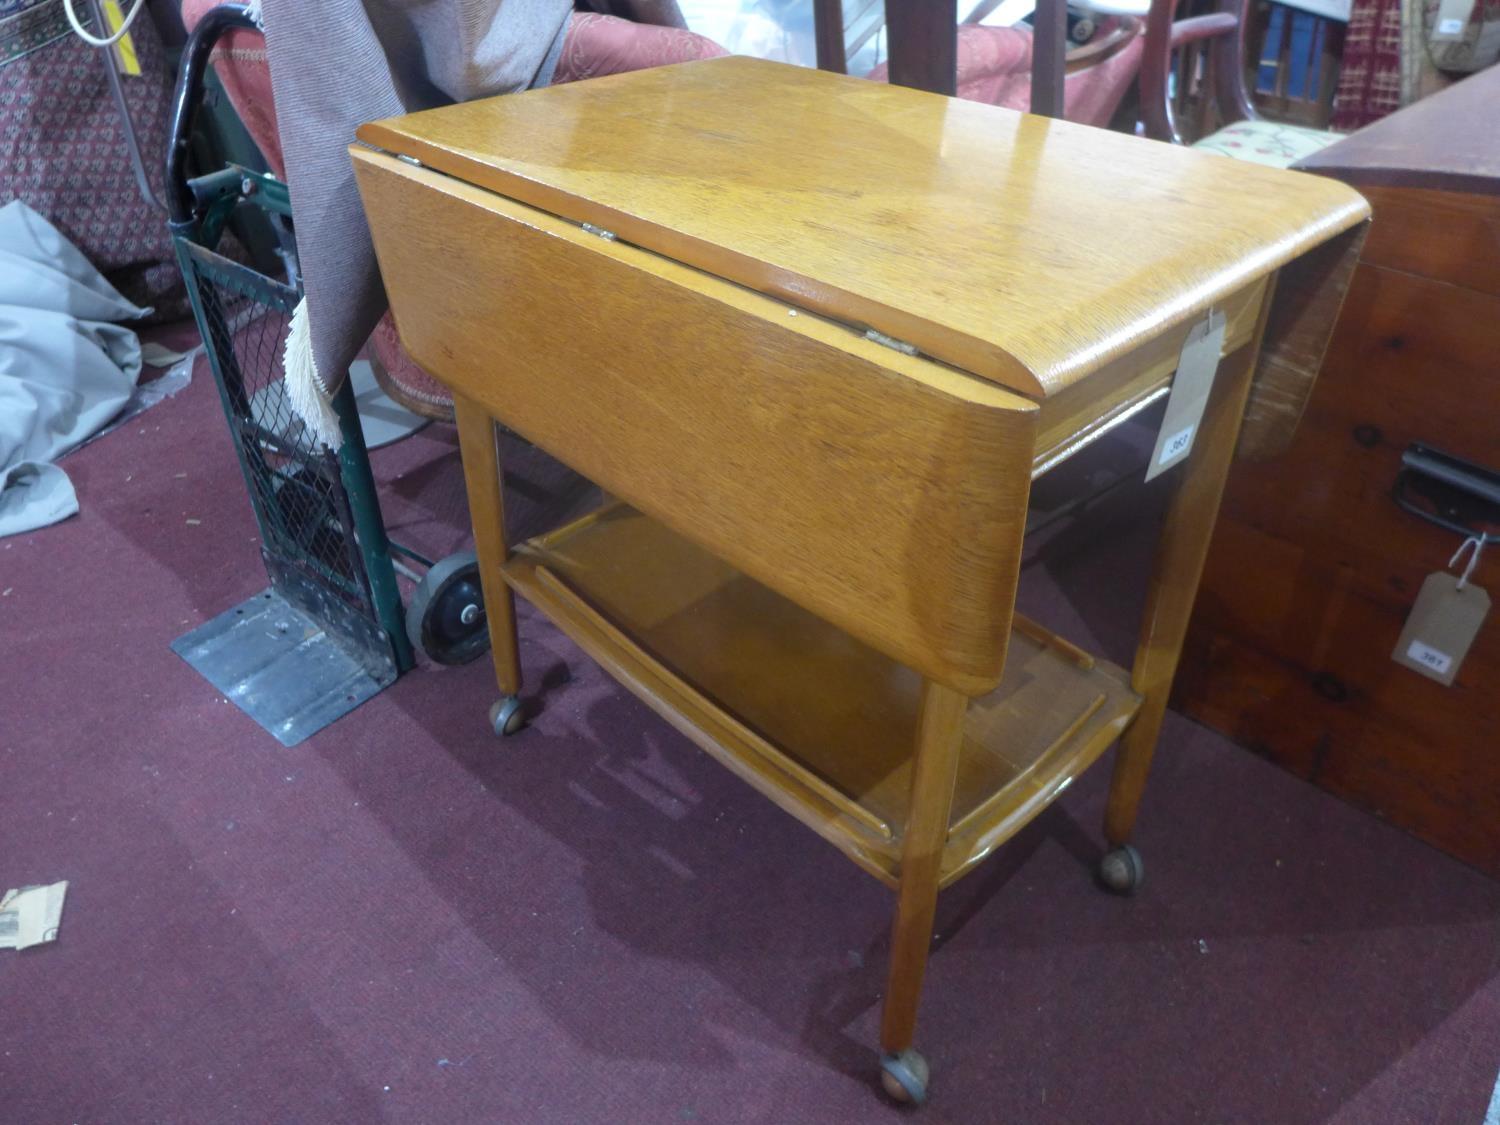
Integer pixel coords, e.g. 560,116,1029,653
863,328,919,356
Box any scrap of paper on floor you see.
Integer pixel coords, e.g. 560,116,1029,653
0,881,68,950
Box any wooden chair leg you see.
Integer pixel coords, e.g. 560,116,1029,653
453,392,523,702
1103,340,1261,849
878,680,968,1101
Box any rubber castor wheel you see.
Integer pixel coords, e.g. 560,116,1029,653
879,1049,930,1106
489,695,526,737
405,551,490,666
1099,844,1144,895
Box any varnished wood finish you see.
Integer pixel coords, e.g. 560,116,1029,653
357,56,1367,400
1178,167,1500,877
354,149,1038,696
1142,0,1257,145
501,505,1142,887
1246,0,1343,128
1030,0,1068,119
881,679,968,1054
1105,297,1272,847
884,0,958,95
1237,223,1365,460
1032,277,1266,472
352,59,1366,1080
812,0,848,73
1356,186,1500,299
453,393,522,696
1294,65,1500,196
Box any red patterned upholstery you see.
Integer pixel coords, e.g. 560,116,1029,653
1,0,184,317
179,5,726,422
367,312,453,420
867,23,1143,128
554,12,728,82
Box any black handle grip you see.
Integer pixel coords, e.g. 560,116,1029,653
1394,442,1500,543
166,4,259,230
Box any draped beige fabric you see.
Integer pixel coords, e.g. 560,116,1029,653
259,0,572,401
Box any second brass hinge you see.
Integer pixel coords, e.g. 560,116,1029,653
863,328,919,356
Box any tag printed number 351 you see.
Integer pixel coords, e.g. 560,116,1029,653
1159,425,1195,465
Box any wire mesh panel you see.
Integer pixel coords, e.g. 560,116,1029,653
179,239,374,617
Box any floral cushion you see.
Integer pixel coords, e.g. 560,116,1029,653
1192,119,1341,168
554,12,727,82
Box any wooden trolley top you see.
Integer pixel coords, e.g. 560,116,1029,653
358,55,1367,399
353,63,1378,1033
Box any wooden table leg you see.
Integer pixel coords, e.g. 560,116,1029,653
878,679,967,1103
1103,337,1264,853
453,392,523,707
884,0,958,96
1030,0,1068,119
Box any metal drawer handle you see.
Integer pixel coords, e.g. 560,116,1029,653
1393,442,1500,545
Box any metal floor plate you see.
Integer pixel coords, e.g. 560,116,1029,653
171,588,398,747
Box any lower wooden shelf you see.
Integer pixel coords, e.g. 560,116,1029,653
503,505,1142,889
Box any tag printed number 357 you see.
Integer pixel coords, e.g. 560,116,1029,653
1159,425,1195,465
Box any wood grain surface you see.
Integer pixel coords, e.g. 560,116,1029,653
498,505,1140,887
1237,223,1365,461
1105,299,1270,846
355,149,1038,695
1178,185,1500,877
1357,185,1500,299
880,677,968,1054
1294,64,1500,196
357,55,1368,400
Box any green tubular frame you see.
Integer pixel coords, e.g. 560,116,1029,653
173,166,415,673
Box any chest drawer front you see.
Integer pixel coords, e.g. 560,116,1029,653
355,151,1039,695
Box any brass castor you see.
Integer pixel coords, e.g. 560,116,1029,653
489,695,526,737
1099,844,1144,894
879,1048,930,1106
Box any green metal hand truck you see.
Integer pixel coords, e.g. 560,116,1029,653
164,5,488,745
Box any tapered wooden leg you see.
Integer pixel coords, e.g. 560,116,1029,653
453,392,522,698
1104,341,1261,848
880,680,968,1057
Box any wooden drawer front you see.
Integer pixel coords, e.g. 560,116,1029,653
355,150,1039,696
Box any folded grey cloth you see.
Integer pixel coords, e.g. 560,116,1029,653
0,202,147,537
258,0,572,445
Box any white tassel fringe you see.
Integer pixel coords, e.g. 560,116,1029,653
244,0,264,30
283,296,345,451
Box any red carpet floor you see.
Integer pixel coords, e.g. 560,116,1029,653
3,347,1499,1124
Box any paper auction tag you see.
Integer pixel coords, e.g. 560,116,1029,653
0,882,69,951
1432,0,1474,39
1392,572,1490,685
1145,309,1227,482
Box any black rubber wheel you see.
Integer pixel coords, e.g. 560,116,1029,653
879,1049,930,1106
405,551,490,665
1099,844,1144,895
